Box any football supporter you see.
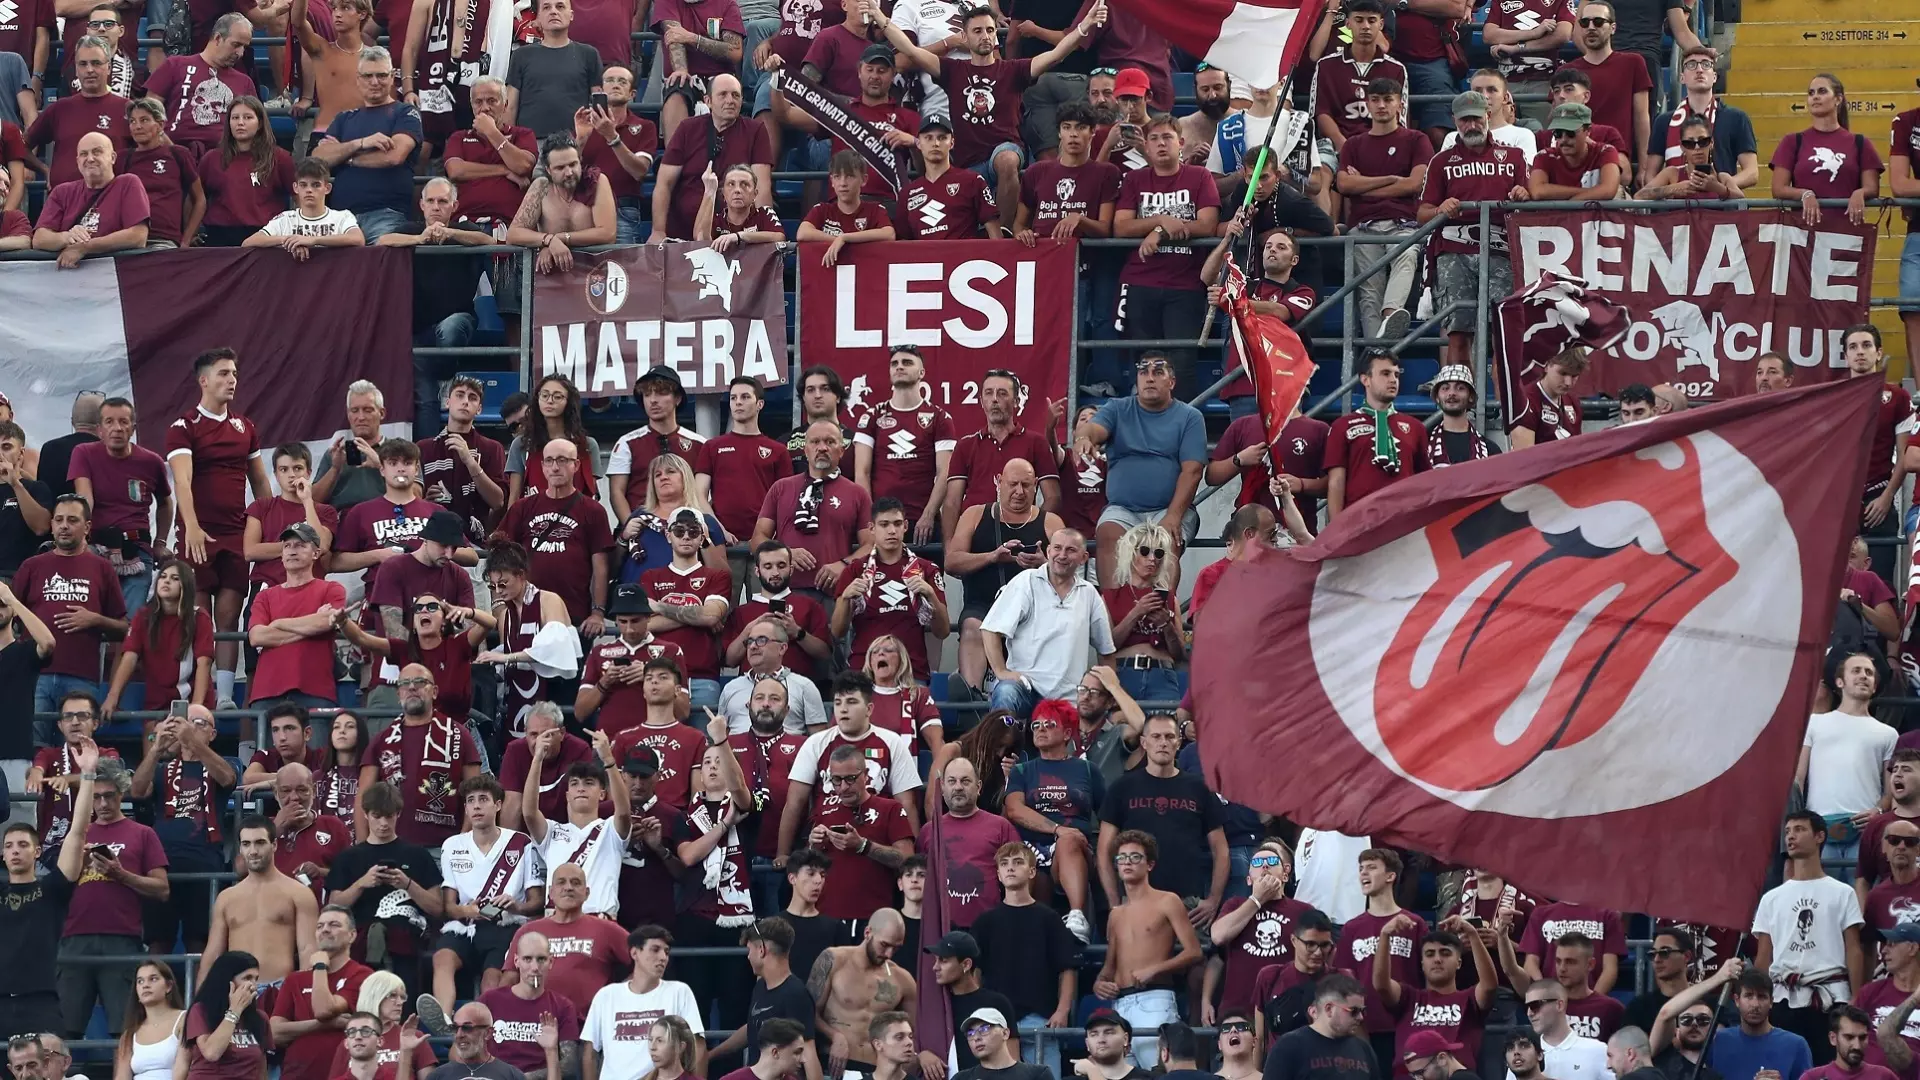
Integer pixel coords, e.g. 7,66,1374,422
649,73,773,243
429,775,545,1016
33,129,148,266
507,861,632,1018
1564,1,1652,175
751,421,874,597
572,66,657,243
1336,79,1431,342
1111,118,1221,397
1313,0,1409,151
1417,92,1531,372
69,396,172,613
607,366,706,525
1528,103,1625,201
778,672,925,864
942,370,1061,545
441,77,537,226
716,619,826,735
505,135,617,273
493,438,615,630
832,497,951,687
356,663,484,846
242,443,339,593
246,522,347,708
1507,348,1588,449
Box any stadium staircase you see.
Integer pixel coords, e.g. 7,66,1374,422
1722,0,1917,366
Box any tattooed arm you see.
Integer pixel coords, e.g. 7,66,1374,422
504,179,555,248
811,949,854,1078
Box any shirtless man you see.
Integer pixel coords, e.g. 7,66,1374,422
201,814,321,1006
1094,830,1203,1068
295,0,372,140
810,908,917,1076
504,134,615,274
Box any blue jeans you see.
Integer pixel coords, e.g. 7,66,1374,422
616,204,647,245
1403,57,1455,131
987,675,1041,718
413,315,476,439
1823,836,1860,882
1901,230,1920,300
739,17,780,110
1019,1012,1065,1078
1225,844,1254,900
690,678,722,711
119,552,155,614
353,207,409,243
1115,664,1184,707
35,674,101,747
971,140,1026,192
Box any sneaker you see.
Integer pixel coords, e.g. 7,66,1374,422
1378,307,1411,344
364,922,388,966
415,993,453,1036
1064,908,1092,944
216,697,237,712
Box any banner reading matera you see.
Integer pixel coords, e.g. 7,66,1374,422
534,242,788,396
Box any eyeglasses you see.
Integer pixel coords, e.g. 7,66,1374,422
1680,136,1712,148
1681,59,1715,71
86,18,117,27
1218,1022,1251,1034
1294,937,1334,951
1250,854,1283,868
542,456,578,465
59,711,94,721
1138,547,1167,560
1090,67,1118,76
396,678,432,689
1332,1003,1366,1020
1649,947,1688,958
1114,852,1147,864
452,1023,493,1034
744,635,775,647
1576,16,1610,25
343,1027,379,1038
826,773,862,787
1889,834,1920,848
1524,1000,1559,1013
1675,1015,1714,1028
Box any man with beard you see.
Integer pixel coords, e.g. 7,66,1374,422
1623,927,1702,1036
1562,1,1653,178
752,421,874,599
1262,973,1376,1080
812,914,918,1078
729,678,809,865
130,705,235,956
1253,909,1337,1048
651,73,772,242
428,1002,546,1080
922,757,1019,930
506,135,616,274
271,906,374,1080
1423,366,1499,466
70,396,172,612
726,542,832,685
814,46,919,205
357,664,484,846
1201,218,1321,431
1855,925,1920,1078
493,438,613,629
1801,1009,1897,1080
507,865,631,1020
1857,750,1920,901
1094,831,1203,1066
500,0,602,140
247,523,347,708
16,495,126,711
148,13,257,157
1324,353,1427,519
718,620,826,736
203,816,320,1009
1177,64,1231,164
1649,959,1740,1080
369,511,478,640
1506,1032,1548,1080
1528,103,1624,202
1076,1010,1144,1080
1418,92,1531,372
1865,821,1920,948
572,66,658,243
442,78,538,226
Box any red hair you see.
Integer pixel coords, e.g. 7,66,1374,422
1031,698,1077,729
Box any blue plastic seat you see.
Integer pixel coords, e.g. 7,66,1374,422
456,371,522,424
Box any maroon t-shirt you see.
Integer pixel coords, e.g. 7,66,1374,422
1217,896,1316,1016
1323,411,1428,507
15,550,126,680
148,56,256,150
1858,977,1920,1078
770,0,841,67
947,427,1059,509
869,684,940,752
844,550,942,677
939,56,1034,168
1485,0,1574,80
273,961,373,1080
1020,157,1122,235
186,1004,273,1080
920,809,1020,928
802,21,872,96
324,1024,435,1080
619,797,682,931
581,636,687,737
1535,122,1631,160
637,563,732,679
498,733,598,824
607,425,705,512
802,197,895,236
1565,52,1652,149
812,791,914,919
731,729,807,857
568,0,641,67
245,498,341,586
25,93,132,188
1116,164,1219,290
1340,126,1434,225
362,715,480,846
509,916,632,1017
1563,992,1626,1041
275,814,351,898
0,209,25,238
727,594,830,681
1864,876,1920,944
838,100,919,198
121,608,216,708
1390,988,1486,1077
1531,139,1623,191
65,815,168,937
1392,10,1452,61
166,407,261,539
1519,900,1625,964
119,143,200,244
418,430,508,544
1419,143,1530,255
37,174,150,236
652,0,746,78
1772,126,1885,199
1507,380,1583,444
496,489,616,622
478,984,582,1073
1059,448,1106,536
443,125,538,220
853,401,956,518
198,146,296,227
0,0,55,63
367,552,476,617
32,744,121,850
1858,811,1920,886
900,168,996,239
69,441,169,543
1868,385,1916,496
579,114,659,201
1103,583,1174,652
248,577,348,701
756,473,872,571
611,724,705,812
696,433,789,541
370,633,478,721
1314,50,1411,140
1334,909,1429,1034
659,115,773,239
1219,276,1318,398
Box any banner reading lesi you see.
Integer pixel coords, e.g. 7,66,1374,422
1504,209,1876,401
797,240,1077,423
535,242,788,396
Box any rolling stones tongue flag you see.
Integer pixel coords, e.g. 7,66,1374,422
1191,377,1881,927
1220,250,1316,449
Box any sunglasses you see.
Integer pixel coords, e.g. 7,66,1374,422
1649,947,1688,958
1250,854,1284,868
1675,1015,1714,1028
1889,834,1920,848
1552,129,1583,140
1032,718,1061,730
59,711,95,721
1091,67,1118,76
416,602,441,613
1138,547,1167,560
1680,136,1712,148
1136,361,1172,373
1525,1000,1560,1013
1577,16,1610,25
1218,1022,1251,1034
452,1023,492,1034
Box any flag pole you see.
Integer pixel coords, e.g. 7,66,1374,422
1685,930,1749,1080
1198,61,1307,347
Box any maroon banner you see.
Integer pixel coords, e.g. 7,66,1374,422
1192,377,1881,926
124,248,415,446
1220,250,1315,450
534,242,787,396
796,240,1077,425
1505,209,1877,401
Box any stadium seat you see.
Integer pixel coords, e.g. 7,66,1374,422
458,371,522,423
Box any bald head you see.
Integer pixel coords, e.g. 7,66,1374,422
997,457,1038,512
869,907,905,936
76,131,116,183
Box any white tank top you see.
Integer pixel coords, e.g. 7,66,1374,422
129,1014,183,1080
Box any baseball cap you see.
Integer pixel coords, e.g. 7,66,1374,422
860,43,895,67
961,1008,1008,1032
622,745,662,776
1887,923,1920,945
421,510,465,547
280,522,321,546
1548,102,1593,132
667,506,705,531
1113,67,1150,98
1402,1031,1465,1063
1450,91,1489,120
919,116,953,134
607,582,651,618
925,931,980,959
1084,1009,1131,1035
638,364,686,402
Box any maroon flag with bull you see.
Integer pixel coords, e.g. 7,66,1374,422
1494,271,1632,425
1191,377,1881,926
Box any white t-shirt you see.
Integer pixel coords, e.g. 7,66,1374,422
439,828,539,932
1507,1032,1613,1080
1803,709,1898,817
1752,875,1865,1006
889,0,965,119
979,568,1117,700
261,207,360,238
788,724,922,800
1440,124,1539,154
537,815,630,918
1293,828,1370,923
582,979,704,1080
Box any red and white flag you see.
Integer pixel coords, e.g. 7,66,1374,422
1218,250,1316,449
1107,0,1326,89
1191,377,1881,926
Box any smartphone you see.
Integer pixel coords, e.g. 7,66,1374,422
1465,915,1486,928
768,597,788,614
829,824,853,834
478,902,504,921
1119,123,1141,142
88,844,111,859
169,699,190,719
1154,588,1170,604
1693,162,1713,176
591,91,609,110
345,441,363,468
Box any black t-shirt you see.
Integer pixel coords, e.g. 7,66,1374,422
949,988,1019,1070
324,839,443,930
787,911,842,989
954,1064,1056,1080
1437,429,1501,466
969,901,1083,1019
0,868,75,994
392,219,491,330
1261,1027,1376,1080
1655,1049,1723,1080
0,478,52,578
747,974,818,1065
1098,769,1226,900
0,635,47,758
902,914,921,967
38,432,97,502
1623,991,1668,1036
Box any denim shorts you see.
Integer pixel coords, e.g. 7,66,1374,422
1901,230,1920,302
971,140,1026,188
1403,57,1456,132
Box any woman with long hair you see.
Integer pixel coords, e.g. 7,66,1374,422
328,972,436,1080
184,951,271,1080
862,635,944,755
1638,115,1744,201
926,708,1029,818
647,1017,698,1080
506,375,601,506
318,710,369,826
1101,522,1188,702
337,590,492,717
115,960,185,1080
103,558,213,720
1771,73,1881,226
618,453,729,579
123,97,205,248
196,96,294,247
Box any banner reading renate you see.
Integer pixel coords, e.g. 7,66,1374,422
535,242,787,396
797,240,1077,423
1505,209,1876,401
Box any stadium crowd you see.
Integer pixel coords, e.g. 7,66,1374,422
3,0,1920,1078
